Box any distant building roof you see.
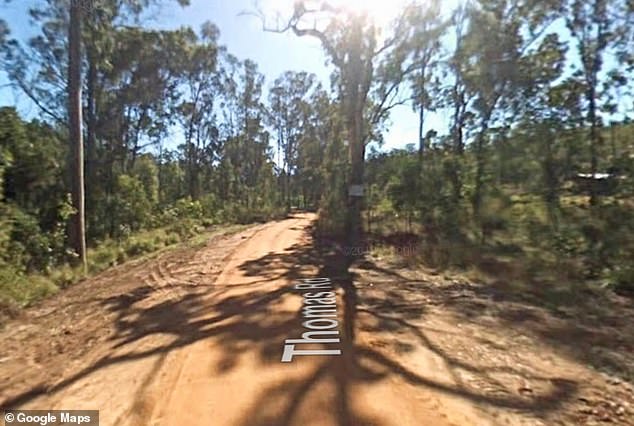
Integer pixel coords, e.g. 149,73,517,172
576,173,612,180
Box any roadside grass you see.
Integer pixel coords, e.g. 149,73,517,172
0,222,251,318
366,194,632,314
365,197,634,382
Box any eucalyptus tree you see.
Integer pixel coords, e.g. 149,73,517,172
562,0,631,206
217,58,271,209
239,60,270,209
258,0,418,246
298,85,335,208
268,71,318,209
1,0,191,260
68,0,86,267
512,31,569,226
457,0,560,234
176,22,221,200
443,3,474,206
403,0,445,162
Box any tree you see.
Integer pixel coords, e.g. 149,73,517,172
457,0,558,237
68,0,86,269
563,0,629,206
176,22,220,200
444,3,474,206
259,0,414,247
404,0,445,163
268,71,318,209
514,32,568,226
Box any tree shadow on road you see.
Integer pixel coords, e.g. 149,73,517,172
1,222,580,425
231,228,579,426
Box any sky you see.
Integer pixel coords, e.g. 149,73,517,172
5,0,627,154
0,0,449,153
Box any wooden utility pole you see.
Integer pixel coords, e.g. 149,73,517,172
68,0,87,270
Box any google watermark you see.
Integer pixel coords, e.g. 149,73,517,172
3,410,98,426
339,243,419,257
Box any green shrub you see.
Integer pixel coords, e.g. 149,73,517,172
200,194,222,222
89,243,119,271
168,218,201,239
111,174,153,234
0,265,58,308
551,225,585,257
174,197,203,220
49,265,83,289
610,264,634,295
124,237,158,257
5,206,55,271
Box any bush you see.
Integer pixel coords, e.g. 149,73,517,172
479,190,512,244
0,265,58,308
124,237,159,257
174,197,203,220
179,220,203,238
551,225,585,258
5,206,54,271
49,265,83,289
610,264,634,295
111,174,153,234
200,194,222,223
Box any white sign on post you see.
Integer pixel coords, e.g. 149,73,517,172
348,185,364,197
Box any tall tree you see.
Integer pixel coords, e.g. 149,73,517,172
268,71,317,209
461,0,558,234
176,22,220,200
444,3,474,206
404,0,444,163
563,0,629,206
260,0,413,246
68,0,86,268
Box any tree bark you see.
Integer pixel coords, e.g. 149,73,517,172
345,20,367,251
588,85,599,207
68,0,87,270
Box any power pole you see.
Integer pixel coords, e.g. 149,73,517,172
68,0,87,270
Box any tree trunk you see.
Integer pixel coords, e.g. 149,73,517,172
345,22,366,251
544,133,559,229
450,85,465,205
473,109,494,227
417,59,426,165
418,99,425,163
68,1,87,270
588,85,599,207
473,128,487,221
85,43,97,237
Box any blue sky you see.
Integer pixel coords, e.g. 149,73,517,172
6,0,627,153
0,0,437,152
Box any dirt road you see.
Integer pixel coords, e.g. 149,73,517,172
145,214,483,426
1,214,633,425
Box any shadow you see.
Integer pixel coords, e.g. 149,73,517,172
2,220,582,425
230,230,580,425
365,231,634,386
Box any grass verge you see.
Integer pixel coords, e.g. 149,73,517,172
0,222,251,319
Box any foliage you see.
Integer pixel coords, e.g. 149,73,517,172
1,0,634,312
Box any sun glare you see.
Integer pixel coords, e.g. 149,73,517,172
264,0,413,28
331,0,409,22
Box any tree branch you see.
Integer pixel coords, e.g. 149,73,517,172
244,1,344,68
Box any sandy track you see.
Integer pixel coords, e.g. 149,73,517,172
2,214,633,425
143,214,485,426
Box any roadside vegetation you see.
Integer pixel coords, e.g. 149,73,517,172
364,129,633,311
0,0,633,348
0,0,299,311
0,98,285,311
